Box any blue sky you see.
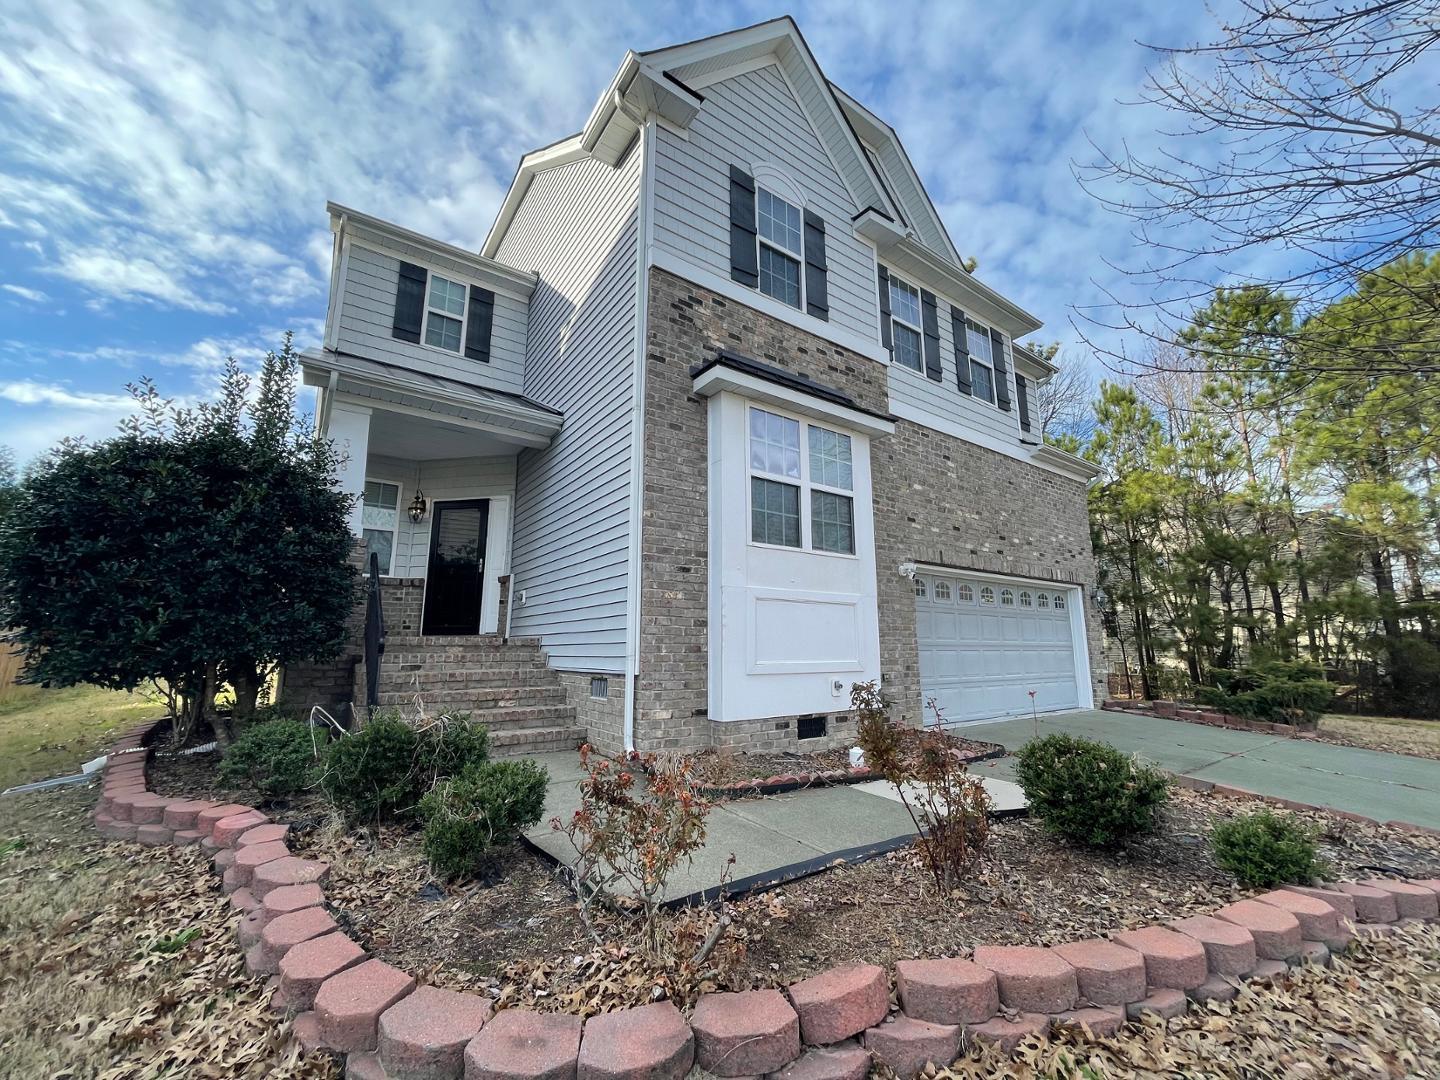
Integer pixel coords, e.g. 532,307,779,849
0,0,1226,463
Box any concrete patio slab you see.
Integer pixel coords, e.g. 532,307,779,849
852,775,1028,816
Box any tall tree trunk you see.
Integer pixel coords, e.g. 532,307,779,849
1126,532,1155,701
1370,549,1403,643
1239,569,1259,646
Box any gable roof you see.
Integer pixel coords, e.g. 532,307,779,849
483,17,906,259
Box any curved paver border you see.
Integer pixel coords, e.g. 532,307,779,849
93,718,1440,1080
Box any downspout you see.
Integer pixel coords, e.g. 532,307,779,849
620,117,656,753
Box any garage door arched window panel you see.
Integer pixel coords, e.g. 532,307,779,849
1019,590,1032,607
979,585,995,605
1000,588,1015,606
934,580,952,602
914,577,928,598
1037,592,1050,608
1054,594,1066,610
957,582,974,604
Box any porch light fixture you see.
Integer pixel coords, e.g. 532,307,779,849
408,491,428,524
1092,586,1110,611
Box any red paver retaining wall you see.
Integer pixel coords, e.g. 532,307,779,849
93,719,1440,1080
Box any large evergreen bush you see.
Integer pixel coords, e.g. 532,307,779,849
1013,733,1170,848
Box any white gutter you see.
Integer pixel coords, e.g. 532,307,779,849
620,117,656,753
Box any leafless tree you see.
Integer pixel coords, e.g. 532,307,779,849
1032,354,1096,443
1076,0,1440,375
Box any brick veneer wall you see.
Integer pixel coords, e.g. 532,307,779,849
278,539,368,714
380,579,425,636
637,267,1103,750
94,716,1440,1080
557,671,627,755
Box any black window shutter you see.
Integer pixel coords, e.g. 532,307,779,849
393,261,427,344
877,265,893,358
950,308,972,395
920,290,942,381
729,165,758,287
803,209,828,321
990,328,1013,411
465,286,495,363
1016,373,1032,432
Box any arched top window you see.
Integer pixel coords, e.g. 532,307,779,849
1019,590,1032,607
979,586,996,605
934,580,952,601
1037,592,1050,608
957,583,974,603
914,577,927,598
1054,593,1067,610
1000,588,1015,606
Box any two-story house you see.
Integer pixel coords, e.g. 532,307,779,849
287,17,1103,755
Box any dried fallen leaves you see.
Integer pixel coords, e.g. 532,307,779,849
0,784,337,1080
931,922,1440,1079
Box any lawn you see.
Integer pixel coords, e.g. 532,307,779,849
1319,712,1440,761
0,684,165,790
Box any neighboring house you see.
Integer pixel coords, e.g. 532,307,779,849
287,17,1103,755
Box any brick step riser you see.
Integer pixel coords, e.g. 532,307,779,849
488,726,586,757
377,694,567,711
388,635,542,648
383,653,554,667
376,673,564,694
370,706,579,731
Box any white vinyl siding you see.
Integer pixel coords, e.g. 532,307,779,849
651,63,876,341
334,238,529,395
496,150,643,673
366,454,516,579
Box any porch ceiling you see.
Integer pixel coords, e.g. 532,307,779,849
366,409,522,460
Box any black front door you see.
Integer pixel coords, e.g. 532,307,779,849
421,500,489,636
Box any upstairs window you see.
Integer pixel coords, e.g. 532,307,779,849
966,320,995,403
889,276,924,372
757,188,803,309
425,275,466,352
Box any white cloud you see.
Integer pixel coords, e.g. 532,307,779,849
0,379,134,411
1,283,47,302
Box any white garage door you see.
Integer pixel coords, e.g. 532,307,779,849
915,573,1080,725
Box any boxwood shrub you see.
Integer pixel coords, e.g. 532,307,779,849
218,717,323,798
420,759,549,879
1211,810,1324,888
1013,733,1170,848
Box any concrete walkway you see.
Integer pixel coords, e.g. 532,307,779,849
521,751,1026,902
964,709,1440,831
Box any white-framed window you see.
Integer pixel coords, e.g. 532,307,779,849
979,585,996,605
888,275,924,373
1037,592,1050,609
966,319,996,404
748,406,855,555
934,580,952,601
757,188,803,309
425,274,466,352
1019,590,1033,607
1000,588,1015,606
957,582,974,603
1054,593,1067,610
361,479,402,576
915,577,927,598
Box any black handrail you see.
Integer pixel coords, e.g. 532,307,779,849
363,550,386,708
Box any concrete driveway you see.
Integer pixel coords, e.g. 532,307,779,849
965,709,1440,831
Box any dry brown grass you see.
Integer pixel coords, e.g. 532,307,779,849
0,783,337,1080
1319,713,1440,761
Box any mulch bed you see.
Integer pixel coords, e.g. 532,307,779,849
146,734,1440,1022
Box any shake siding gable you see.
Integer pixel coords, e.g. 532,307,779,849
651,63,876,342
496,149,643,672
335,240,528,395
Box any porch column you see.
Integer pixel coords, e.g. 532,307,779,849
327,401,372,536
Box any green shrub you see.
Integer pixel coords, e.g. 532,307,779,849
420,759,549,879
1013,733,1170,848
321,711,493,826
1196,659,1332,723
1211,810,1324,888
218,718,322,797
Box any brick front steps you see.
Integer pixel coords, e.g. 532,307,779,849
95,719,1440,1080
